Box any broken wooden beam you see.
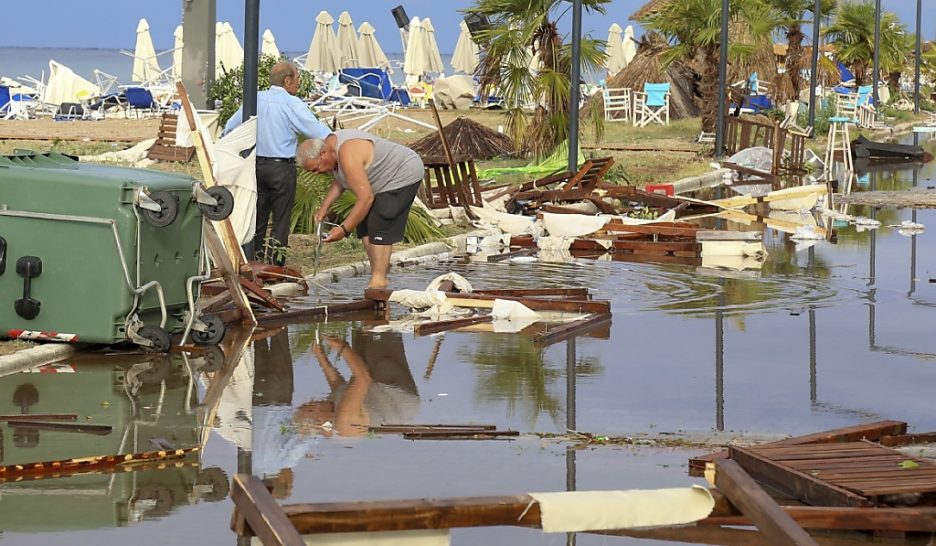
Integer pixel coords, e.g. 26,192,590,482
472,288,591,298
600,222,703,238
6,421,112,435
231,474,305,546
702,505,936,532
0,413,77,422
879,432,936,447
533,313,613,345
402,430,519,440
368,424,497,434
364,289,610,314
714,458,819,546
414,315,493,336
486,248,537,262
0,447,198,480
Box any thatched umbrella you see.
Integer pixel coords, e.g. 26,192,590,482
584,32,699,121
409,117,517,162
630,0,673,22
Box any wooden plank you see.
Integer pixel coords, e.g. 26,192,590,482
486,248,537,263
0,414,76,421
472,288,591,298
255,300,377,324
879,432,936,447
714,458,819,546
414,315,493,336
601,222,702,238
402,430,519,440
368,424,497,434
231,474,305,546
533,313,612,345
0,447,198,480
729,446,872,507
612,240,701,255
703,505,936,532
240,276,286,312
364,289,611,314
6,421,112,435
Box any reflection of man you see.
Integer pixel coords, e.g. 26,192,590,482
300,331,419,436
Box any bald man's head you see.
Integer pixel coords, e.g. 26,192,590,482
269,62,299,92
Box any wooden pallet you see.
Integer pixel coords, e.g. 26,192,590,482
731,440,936,507
147,112,195,162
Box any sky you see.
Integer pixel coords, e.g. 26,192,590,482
1,0,933,55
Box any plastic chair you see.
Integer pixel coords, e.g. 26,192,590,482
339,68,393,101
0,85,31,120
633,83,670,127
602,87,631,122
856,85,875,128
125,87,159,118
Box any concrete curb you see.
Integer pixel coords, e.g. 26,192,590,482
0,343,75,377
304,228,501,286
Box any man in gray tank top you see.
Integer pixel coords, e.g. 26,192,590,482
297,130,424,289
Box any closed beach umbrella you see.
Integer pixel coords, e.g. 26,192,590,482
622,25,637,67
423,18,445,75
335,11,359,68
403,17,429,78
216,22,244,78
172,25,184,81
261,29,280,58
606,23,625,77
44,60,101,106
133,18,162,83
306,11,340,73
357,22,390,69
452,20,480,74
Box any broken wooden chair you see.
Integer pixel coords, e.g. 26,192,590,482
509,156,616,211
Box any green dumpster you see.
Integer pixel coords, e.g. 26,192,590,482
0,152,231,350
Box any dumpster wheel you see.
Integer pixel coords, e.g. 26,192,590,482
141,191,179,227
199,186,234,221
192,315,225,345
194,345,225,372
137,325,171,353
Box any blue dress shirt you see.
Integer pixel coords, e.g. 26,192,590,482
223,85,331,158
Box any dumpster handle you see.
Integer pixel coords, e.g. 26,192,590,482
180,222,212,346
0,209,168,329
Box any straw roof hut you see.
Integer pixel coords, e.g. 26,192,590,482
409,117,516,162
630,0,673,22
584,33,699,121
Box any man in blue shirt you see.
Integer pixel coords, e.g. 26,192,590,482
224,62,331,265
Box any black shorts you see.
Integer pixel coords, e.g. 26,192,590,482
356,181,422,245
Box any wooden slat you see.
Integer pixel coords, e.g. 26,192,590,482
729,446,872,507
601,222,702,238
0,414,77,421
364,289,611,314
6,421,112,435
472,288,591,298
533,313,613,345
231,474,305,546
703,505,936,532
714,458,819,546
402,430,519,440
414,315,493,336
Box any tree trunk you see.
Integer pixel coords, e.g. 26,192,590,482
785,24,805,98
700,45,720,133
888,71,901,97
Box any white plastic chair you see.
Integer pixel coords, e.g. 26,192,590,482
602,87,631,123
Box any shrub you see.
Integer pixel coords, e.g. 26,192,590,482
208,54,316,127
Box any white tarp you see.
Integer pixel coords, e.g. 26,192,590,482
433,75,476,110
172,25,184,81
216,22,244,77
43,60,101,106
306,11,340,73
261,29,280,58
451,20,480,74
530,486,715,533
357,22,390,69
606,23,625,77
335,11,359,69
132,18,162,83
469,205,537,235
422,18,445,75
213,116,259,245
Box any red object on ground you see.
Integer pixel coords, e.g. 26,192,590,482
645,184,675,197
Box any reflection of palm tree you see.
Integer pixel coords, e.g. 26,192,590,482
460,334,602,428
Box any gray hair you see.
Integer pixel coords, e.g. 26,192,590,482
297,137,327,165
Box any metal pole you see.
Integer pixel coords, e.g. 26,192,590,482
872,0,881,107
243,0,261,120
568,0,583,173
914,0,922,113
808,0,821,134
714,0,730,158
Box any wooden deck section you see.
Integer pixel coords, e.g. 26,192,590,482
732,440,936,507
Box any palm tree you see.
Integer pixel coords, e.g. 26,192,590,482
466,0,610,158
765,0,837,102
823,1,910,90
642,0,779,133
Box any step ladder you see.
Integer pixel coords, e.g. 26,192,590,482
824,116,853,179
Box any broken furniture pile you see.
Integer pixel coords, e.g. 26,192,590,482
722,114,808,182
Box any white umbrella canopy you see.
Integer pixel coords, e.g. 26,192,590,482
357,22,390,69
335,11,359,69
306,11,341,73
622,25,637,67
261,29,280,58
172,25,184,81
606,23,625,77
403,17,430,78
44,60,101,106
451,20,480,74
422,18,445,75
216,21,244,78
132,18,162,83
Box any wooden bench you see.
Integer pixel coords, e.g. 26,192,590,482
146,113,195,163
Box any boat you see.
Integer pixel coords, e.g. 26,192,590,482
851,135,926,160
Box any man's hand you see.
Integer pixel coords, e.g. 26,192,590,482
322,225,346,243
313,208,328,224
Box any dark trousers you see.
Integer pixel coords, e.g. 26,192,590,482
251,160,297,266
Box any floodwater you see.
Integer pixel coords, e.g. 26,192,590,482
4,135,936,545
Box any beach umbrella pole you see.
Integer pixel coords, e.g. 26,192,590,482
872,0,881,107
568,0,583,173
914,0,922,113
243,0,260,120
714,0,730,159
807,0,821,135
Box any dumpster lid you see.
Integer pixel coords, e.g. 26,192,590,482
0,151,79,169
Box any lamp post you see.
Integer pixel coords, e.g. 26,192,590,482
872,0,881,107
243,0,260,120
568,0,583,173
714,0,730,158
807,0,821,134
914,0,922,113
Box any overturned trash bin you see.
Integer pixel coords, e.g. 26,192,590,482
0,151,232,351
